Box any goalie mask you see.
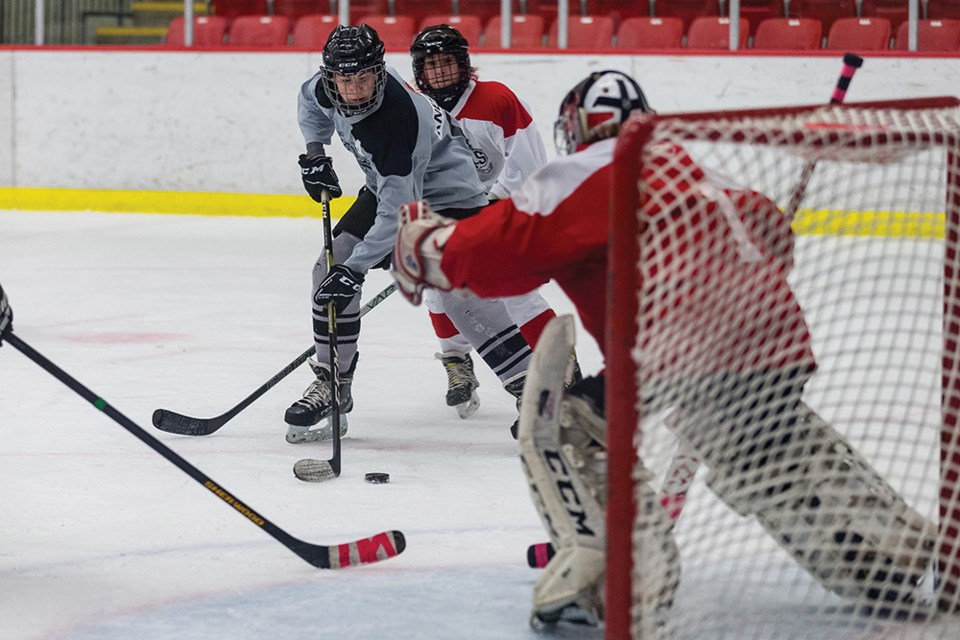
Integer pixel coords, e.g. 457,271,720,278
554,70,652,155
410,24,473,110
320,24,387,117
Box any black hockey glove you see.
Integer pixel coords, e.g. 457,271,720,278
0,283,13,346
314,264,364,314
298,154,342,201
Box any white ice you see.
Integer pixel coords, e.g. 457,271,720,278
0,210,605,640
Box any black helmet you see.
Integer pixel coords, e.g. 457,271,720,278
321,24,387,116
410,24,471,110
554,70,652,155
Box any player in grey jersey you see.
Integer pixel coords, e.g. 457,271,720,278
285,24,533,442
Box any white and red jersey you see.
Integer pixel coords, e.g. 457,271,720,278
450,79,548,200
442,137,815,378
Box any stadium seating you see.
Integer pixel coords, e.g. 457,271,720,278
752,17,822,49
824,17,892,50
273,0,327,20
417,15,484,45
393,0,456,27
736,0,786,35
655,0,720,32
788,0,856,35
210,0,269,18
582,0,653,29
360,15,417,48
459,0,526,26
547,15,616,48
927,0,960,19
615,16,684,48
685,16,749,48
859,0,909,28
228,15,292,46
291,14,340,48
893,18,960,50
165,16,229,46
481,14,546,47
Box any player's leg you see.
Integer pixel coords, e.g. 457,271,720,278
423,288,479,419
521,316,678,630
669,370,935,614
503,291,583,387
285,190,376,430
438,291,532,433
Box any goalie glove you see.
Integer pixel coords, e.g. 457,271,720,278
0,283,11,345
390,200,459,306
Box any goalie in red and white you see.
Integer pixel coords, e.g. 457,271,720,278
390,70,936,627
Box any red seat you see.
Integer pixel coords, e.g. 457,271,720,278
736,0,786,35
788,0,856,35
457,0,525,26
685,16,749,48
359,15,417,49
615,16,684,48
228,15,292,46
291,14,340,49
824,17,891,50
393,0,455,27
210,0,269,18
547,15,616,48
894,18,960,50
166,16,229,46
654,0,720,32
860,0,909,28
927,0,960,19
418,15,484,46
273,0,326,19
481,14,546,48
582,0,653,29
752,17,822,49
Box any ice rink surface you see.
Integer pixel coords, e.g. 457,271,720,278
0,210,604,640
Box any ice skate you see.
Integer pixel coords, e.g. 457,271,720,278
284,357,354,443
436,351,480,419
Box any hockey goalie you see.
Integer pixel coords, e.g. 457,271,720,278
390,69,937,630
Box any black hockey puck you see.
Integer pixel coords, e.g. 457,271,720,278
365,472,390,484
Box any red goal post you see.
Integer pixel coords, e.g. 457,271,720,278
606,97,960,639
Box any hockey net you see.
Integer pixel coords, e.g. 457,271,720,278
606,97,960,639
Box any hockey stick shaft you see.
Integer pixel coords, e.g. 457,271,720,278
5,330,405,568
321,189,342,478
785,52,864,219
152,280,397,435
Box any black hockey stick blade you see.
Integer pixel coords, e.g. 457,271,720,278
6,330,406,569
152,281,398,436
152,345,315,435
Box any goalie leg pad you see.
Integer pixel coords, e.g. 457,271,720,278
518,316,606,625
688,396,936,611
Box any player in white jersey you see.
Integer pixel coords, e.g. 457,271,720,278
286,24,533,443
410,24,577,429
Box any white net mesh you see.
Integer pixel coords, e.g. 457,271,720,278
609,99,960,639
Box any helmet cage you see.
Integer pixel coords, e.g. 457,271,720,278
410,25,471,110
321,25,387,117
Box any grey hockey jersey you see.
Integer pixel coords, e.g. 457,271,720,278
298,66,487,273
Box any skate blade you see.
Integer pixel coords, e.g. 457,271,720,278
455,392,480,419
285,414,349,444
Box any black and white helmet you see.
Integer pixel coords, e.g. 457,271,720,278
410,24,472,110
320,24,387,116
554,69,652,155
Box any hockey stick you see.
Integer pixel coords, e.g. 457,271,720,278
784,52,864,220
291,189,344,483
152,281,397,436
4,330,405,568
529,54,865,569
